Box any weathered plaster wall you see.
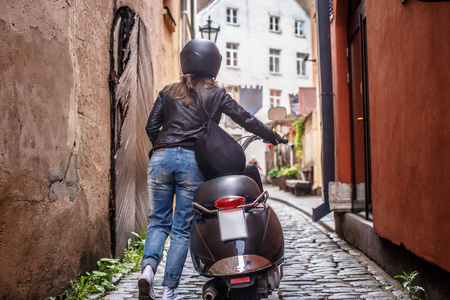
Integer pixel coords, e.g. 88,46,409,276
0,0,184,298
118,0,182,94
0,0,114,298
109,0,183,256
302,115,315,168
366,0,450,272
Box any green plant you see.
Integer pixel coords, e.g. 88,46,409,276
268,168,280,178
388,271,425,300
279,165,300,178
55,231,146,300
294,118,304,161
64,278,92,300
279,166,289,176
287,165,300,178
123,231,146,271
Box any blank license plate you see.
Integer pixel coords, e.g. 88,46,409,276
218,208,248,241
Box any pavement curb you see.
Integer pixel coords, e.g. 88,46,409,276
268,195,335,233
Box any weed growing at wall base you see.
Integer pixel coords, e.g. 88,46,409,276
387,271,425,300
49,231,146,300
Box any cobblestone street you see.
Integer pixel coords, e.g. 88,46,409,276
105,197,404,300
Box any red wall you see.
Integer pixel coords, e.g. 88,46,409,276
366,0,450,271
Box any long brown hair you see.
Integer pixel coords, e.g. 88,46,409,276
165,74,218,107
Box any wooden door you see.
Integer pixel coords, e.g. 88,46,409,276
348,1,372,218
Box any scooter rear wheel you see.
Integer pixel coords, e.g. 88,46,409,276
230,286,258,300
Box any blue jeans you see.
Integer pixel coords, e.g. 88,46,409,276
141,147,204,288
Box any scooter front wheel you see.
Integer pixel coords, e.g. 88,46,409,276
230,286,258,300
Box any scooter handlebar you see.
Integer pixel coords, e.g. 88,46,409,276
279,138,294,148
242,135,293,149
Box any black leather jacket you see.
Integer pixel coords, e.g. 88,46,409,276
145,85,281,150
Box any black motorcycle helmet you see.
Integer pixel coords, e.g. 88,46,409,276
180,39,222,78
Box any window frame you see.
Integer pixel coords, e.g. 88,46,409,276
224,86,241,128
226,8,238,25
225,85,240,102
269,89,281,108
226,42,239,68
296,53,307,76
295,20,305,37
269,15,281,33
269,49,281,74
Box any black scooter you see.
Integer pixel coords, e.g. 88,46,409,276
190,107,293,300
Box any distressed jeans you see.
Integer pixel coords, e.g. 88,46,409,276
141,147,204,289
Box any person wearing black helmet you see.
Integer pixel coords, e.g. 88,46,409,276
138,39,282,300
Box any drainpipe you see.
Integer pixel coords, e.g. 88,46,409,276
181,0,195,46
181,0,187,46
190,0,195,39
312,0,335,222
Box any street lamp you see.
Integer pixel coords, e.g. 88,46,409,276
199,16,220,43
302,54,317,63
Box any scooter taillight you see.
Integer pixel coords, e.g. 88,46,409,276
231,277,250,285
214,196,246,209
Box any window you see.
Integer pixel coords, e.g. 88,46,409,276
225,86,240,128
269,16,280,32
295,20,305,37
296,53,307,76
270,89,281,108
227,8,238,24
269,49,280,73
226,43,239,67
225,86,240,102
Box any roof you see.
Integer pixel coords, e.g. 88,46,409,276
295,0,310,15
197,0,215,12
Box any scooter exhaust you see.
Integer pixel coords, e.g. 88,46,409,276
202,278,227,300
203,286,218,300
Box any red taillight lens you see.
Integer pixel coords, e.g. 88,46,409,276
231,277,250,285
214,196,246,209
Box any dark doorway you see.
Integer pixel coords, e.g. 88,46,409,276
109,7,154,257
348,0,372,220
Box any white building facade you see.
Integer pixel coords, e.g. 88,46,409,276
198,0,313,176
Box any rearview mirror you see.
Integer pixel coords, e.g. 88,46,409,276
268,107,287,121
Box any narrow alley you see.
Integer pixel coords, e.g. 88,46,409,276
103,186,404,300
1,1,449,299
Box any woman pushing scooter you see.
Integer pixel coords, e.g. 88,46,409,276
139,39,282,300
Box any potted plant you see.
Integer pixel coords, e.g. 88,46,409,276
268,168,280,185
279,165,300,191
286,165,300,179
278,167,289,191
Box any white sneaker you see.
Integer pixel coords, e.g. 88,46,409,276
138,265,156,300
162,286,183,300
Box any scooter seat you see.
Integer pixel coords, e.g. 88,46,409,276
194,174,261,210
